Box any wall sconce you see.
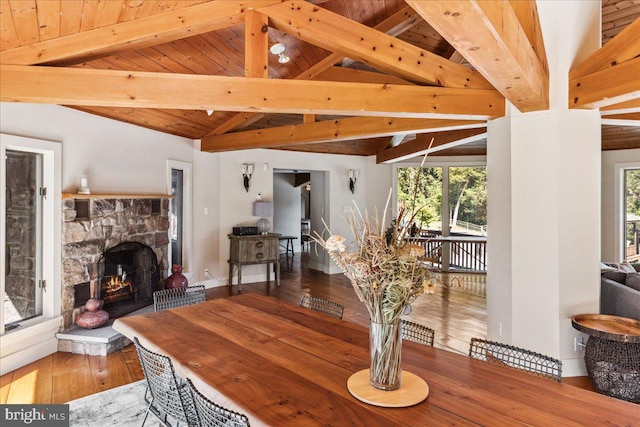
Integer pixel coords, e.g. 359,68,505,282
242,163,254,192
270,42,290,64
348,169,359,194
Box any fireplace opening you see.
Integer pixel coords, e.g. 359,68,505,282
98,242,159,319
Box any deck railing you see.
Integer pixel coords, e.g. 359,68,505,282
412,234,487,273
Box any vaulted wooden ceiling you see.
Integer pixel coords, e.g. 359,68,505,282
0,0,638,161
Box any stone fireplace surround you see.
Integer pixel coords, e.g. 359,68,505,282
59,195,171,354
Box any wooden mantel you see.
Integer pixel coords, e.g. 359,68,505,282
62,193,174,199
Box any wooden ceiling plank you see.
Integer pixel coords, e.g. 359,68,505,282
570,16,640,80
600,98,640,115
0,65,504,118
0,0,20,50
0,1,282,65
59,0,83,36
570,56,640,109
35,0,60,41
376,128,486,163
245,10,268,78
79,0,107,32
200,116,485,152
117,0,146,23
407,0,549,112
8,0,39,45
258,0,492,89
99,0,126,26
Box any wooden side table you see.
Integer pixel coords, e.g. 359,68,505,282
228,233,280,292
571,314,640,402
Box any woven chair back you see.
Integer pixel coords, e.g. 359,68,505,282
299,295,344,319
401,319,435,346
133,337,199,425
469,338,562,382
187,378,251,427
154,284,206,311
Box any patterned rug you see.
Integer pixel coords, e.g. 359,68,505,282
68,380,160,427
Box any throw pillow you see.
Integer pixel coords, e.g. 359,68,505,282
601,262,617,272
603,270,627,284
619,262,637,273
625,272,640,292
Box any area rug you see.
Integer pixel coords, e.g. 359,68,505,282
68,380,160,427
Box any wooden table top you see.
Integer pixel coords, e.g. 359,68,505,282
572,314,640,343
113,294,639,426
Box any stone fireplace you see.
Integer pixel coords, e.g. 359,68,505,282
61,196,170,329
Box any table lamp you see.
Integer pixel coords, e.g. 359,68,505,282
253,201,274,234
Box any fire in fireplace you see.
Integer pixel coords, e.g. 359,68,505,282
98,242,160,319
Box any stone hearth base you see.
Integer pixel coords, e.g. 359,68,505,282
56,305,153,356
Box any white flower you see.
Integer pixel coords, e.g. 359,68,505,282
325,235,346,253
423,278,437,294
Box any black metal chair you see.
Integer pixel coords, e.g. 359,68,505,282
401,319,435,346
133,337,199,426
153,284,206,312
299,295,344,319
468,338,563,382
187,378,250,427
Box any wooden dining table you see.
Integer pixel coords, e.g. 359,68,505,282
113,294,639,426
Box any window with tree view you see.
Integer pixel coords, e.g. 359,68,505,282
625,168,640,262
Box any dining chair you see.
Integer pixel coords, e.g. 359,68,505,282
133,337,199,426
153,284,206,312
401,319,435,346
468,338,563,382
186,378,251,427
299,295,344,319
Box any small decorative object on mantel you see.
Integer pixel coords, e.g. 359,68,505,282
166,264,188,289
77,174,91,195
76,298,109,329
314,151,436,407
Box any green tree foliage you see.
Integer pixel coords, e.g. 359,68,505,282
626,169,640,216
449,167,487,227
397,167,442,227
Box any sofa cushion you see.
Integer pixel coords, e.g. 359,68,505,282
625,272,640,292
602,269,627,284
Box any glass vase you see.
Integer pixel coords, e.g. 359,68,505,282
369,319,402,390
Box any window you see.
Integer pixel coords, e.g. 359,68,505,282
167,160,192,274
1,134,61,335
623,168,640,262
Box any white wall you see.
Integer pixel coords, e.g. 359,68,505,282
601,148,640,262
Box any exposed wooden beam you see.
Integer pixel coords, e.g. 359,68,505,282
0,1,282,66
570,56,640,109
407,0,549,112
245,11,269,78
207,5,421,136
601,99,640,115
1,65,504,118
508,0,549,81
200,117,485,152
259,0,492,89
570,16,640,80
303,114,316,123
601,113,640,127
313,67,414,85
376,128,486,163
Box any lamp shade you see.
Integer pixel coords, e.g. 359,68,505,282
253,201,274,217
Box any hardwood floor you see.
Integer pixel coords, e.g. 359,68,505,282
1,252,595,404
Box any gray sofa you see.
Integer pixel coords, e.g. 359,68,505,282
601,263,640,321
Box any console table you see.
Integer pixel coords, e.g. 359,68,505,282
228,234,280,292
571,313,640,402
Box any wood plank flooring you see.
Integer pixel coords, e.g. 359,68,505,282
1,252,595,404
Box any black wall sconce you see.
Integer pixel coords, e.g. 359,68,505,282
242,163,254,192
348,169,359,194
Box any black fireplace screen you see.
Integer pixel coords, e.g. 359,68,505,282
98,242,159,319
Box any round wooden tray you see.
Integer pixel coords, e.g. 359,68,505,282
347,369,429,408
571,314,640,343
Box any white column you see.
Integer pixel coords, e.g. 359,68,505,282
487,0,602,376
